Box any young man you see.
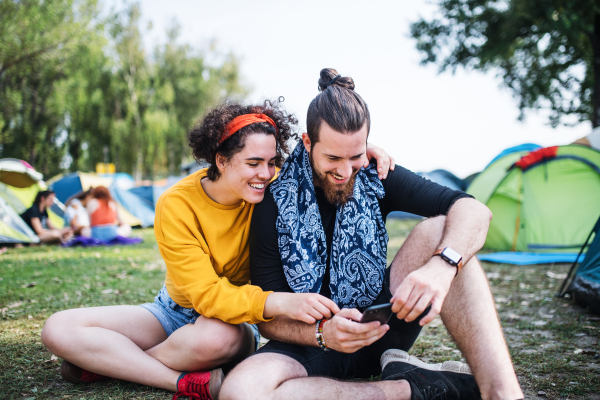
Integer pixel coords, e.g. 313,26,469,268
220,69,523,400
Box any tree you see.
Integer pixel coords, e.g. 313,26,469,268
1,1,247,179
410,0,600,128
104,7,247,179
152,21,246,176
0,0,103,176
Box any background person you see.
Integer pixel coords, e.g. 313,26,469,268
41,100,392,399
64,189,93,237
20,190,72,244
572,126,600,151
87,186,131,240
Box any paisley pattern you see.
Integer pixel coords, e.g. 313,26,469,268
271,142,389,308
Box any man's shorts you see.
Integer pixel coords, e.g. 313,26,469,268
253,268,424,379
140,285,261,349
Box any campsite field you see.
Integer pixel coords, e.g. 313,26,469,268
1,221,599,399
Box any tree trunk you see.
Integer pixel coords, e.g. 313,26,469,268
593,12,600,128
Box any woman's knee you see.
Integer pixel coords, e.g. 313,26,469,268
190,319,247,359
39,231,61,243
41,310,82,354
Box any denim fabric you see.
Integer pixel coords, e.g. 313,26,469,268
141,285,261,348
90,225,118,241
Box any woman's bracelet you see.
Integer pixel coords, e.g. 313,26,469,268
315,318,329,351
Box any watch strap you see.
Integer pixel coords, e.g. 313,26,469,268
433,248,463,275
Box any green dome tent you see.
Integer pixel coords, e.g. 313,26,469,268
0,195,39,243
0,159,48,244
467,145,600,252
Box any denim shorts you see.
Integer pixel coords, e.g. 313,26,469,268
140,285,261,349
91,225,118,241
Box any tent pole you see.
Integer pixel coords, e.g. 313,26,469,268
557,219,600,297
510,171,523,251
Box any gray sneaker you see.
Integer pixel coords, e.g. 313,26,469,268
381,349,481,400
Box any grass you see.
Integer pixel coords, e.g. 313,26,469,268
1,221,599,399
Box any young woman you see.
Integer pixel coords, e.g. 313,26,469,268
65,189,93,237
20,190,72,244
87,186,132,240
41,100,392,400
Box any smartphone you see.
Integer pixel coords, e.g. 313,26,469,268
360,303,394,324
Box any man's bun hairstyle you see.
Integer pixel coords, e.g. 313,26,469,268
307,68,370,147
189,98,299,181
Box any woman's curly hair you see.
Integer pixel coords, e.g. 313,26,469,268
189,98,299,181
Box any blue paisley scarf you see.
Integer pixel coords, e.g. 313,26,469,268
270,142,389,309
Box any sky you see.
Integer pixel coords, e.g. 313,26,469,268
104,0,592,178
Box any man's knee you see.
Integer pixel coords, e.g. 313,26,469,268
220,356,268,400
220,353,306,400
411,215,446,240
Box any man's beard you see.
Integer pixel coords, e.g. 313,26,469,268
310,151,357,206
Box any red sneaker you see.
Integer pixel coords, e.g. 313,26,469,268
173,368,223,400
60,360,109,384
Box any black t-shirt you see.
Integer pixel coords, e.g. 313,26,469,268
250,165,473,298
20,205,49,232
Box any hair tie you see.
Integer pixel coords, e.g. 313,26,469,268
220,113,278,145
326,75,341,88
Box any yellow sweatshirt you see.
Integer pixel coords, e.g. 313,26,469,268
154,168,272,324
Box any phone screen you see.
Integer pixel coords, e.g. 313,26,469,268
360,303,394,324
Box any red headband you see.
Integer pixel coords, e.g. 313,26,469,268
220,113,278,145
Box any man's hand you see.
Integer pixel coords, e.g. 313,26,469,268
322,308,389,353
391,257,456,326
365,143,395,180
264,293,341,324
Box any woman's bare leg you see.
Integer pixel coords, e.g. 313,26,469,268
37,230,63,244
42,306,179,390
146,316,256,372
42,307,255,391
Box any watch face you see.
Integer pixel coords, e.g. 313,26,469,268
442,247,462,264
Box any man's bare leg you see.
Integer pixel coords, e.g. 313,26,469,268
220,353,411,400
388,216,523,399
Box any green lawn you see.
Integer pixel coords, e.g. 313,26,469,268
0,222,599,399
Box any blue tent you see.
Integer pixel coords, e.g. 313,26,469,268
560,216,600,314
128,176,181,207
419,169,466,191
48,172,154,227
51,173,86,204
128,185,167,207
110,186,155,228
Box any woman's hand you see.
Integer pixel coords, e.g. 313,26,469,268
365,143,395,179
264,292,341,324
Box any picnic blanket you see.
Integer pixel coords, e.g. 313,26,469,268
62,235,143,247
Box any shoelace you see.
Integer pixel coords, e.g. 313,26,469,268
422,386,448,400
172,373,212,400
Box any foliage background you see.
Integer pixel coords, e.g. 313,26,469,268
410,0,600,129
0,0,246,179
